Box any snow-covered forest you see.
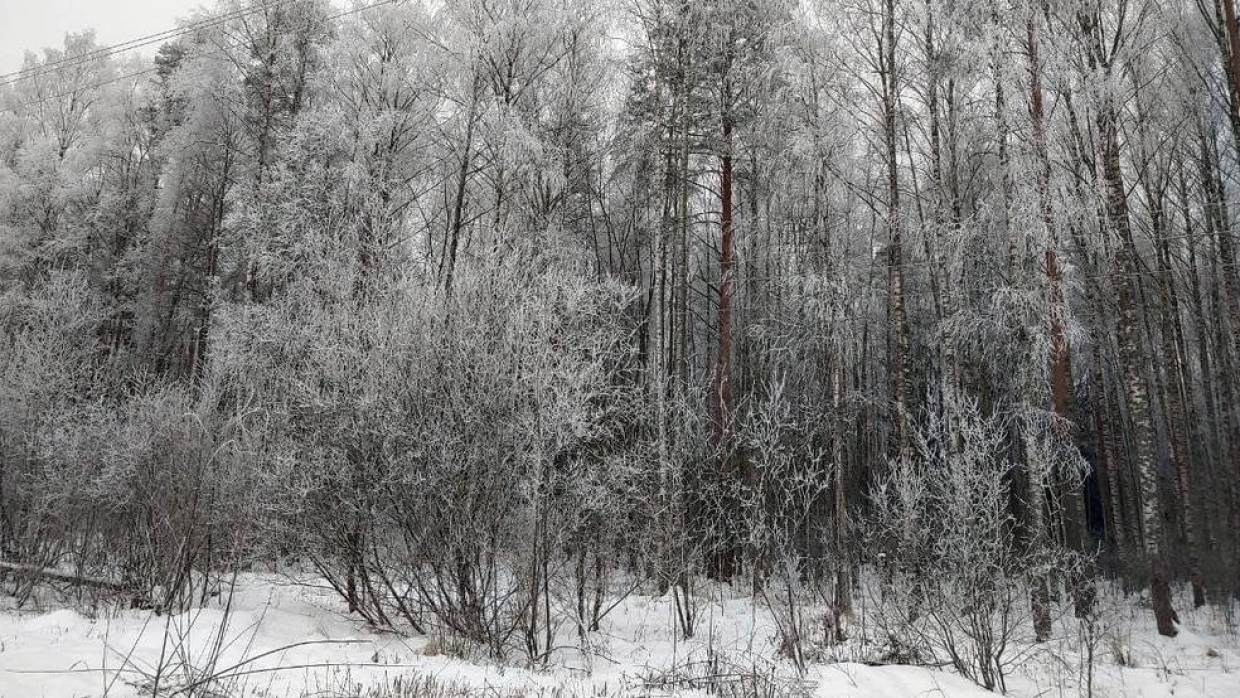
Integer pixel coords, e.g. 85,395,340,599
3,0,1240,695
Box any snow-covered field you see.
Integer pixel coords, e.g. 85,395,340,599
2,574,1238,697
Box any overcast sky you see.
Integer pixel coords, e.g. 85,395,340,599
0,1,208,74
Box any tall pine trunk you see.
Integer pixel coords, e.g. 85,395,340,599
709,95,737,581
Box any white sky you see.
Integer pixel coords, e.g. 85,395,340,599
0,1,209,74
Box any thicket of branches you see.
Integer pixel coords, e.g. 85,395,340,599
2,0,1239,676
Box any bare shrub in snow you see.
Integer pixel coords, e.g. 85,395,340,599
862,390,1081,692
221,252,645,660
0,273,262,609
738,376,838,671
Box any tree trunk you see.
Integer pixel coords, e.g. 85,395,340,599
708,83,737,580
832,360,852,638
883,0,911,456
1090,347,1125,554
442,78,480,296
1030,13,1090,618
1097,97,1178,636
1152,185,1205,606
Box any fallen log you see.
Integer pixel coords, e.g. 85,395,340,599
0,560,156,609
0,559,129,593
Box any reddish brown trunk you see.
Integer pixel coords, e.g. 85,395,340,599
707,111,737,583
714,119,735,444
1030,14,1090,618
1031,18,1071,441
1224,0,1240,122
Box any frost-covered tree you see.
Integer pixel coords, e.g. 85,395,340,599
6,0,1240,655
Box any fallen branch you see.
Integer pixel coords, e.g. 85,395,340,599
0,559,130,593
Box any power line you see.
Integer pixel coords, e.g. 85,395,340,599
1,0,405,114
3,67,162,112
0,0,314,89
0,4,1230,302
321,0,405,25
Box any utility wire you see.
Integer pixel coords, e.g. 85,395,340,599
1,0,404,113
0,0,314,89
0,4,1227,303
4,67,162,111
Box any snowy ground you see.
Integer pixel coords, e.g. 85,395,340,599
2,573,1238,697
